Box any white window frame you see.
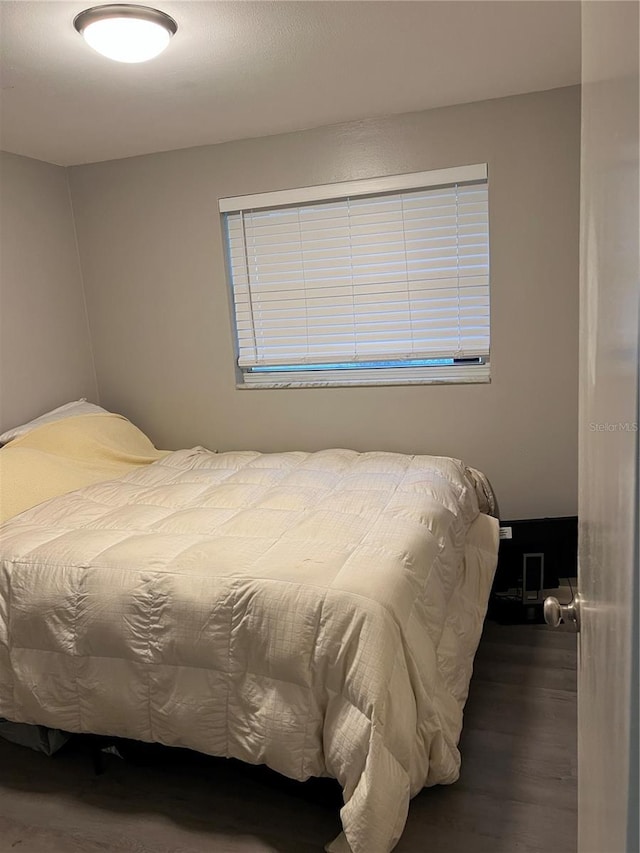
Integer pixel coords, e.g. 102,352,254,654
220,164,490,389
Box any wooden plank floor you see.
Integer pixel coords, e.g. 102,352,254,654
0,621,577,853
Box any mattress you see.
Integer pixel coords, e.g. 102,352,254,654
0,447,498,853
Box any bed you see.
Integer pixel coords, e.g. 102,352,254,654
0,406,499,853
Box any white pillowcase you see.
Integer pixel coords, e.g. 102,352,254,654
0,399,109,445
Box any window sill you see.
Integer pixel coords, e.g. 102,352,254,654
236,372,491,390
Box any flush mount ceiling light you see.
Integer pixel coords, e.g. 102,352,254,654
73,4,177,63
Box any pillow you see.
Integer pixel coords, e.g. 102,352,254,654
465,466,499,518
0,399,109,445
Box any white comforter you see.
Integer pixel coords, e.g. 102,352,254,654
0,448,498,852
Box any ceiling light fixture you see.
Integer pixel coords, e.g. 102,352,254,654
73,4,177,63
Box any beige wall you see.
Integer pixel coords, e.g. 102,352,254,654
0,151,97,432
69,86,580,519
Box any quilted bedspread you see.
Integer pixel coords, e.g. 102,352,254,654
0,447,498,852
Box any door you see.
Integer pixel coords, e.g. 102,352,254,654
578,2,639,852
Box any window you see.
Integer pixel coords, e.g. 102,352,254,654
220,164,490,388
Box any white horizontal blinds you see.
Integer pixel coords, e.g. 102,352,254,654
225,176,489,370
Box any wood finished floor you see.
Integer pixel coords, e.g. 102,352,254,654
0,621,577,853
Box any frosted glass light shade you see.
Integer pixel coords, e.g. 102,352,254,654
74,5,177,63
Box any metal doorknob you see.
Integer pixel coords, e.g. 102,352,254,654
543,594,581,632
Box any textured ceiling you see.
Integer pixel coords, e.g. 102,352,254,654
0,1,581,166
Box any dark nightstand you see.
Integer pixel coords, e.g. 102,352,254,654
489,516,578,623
